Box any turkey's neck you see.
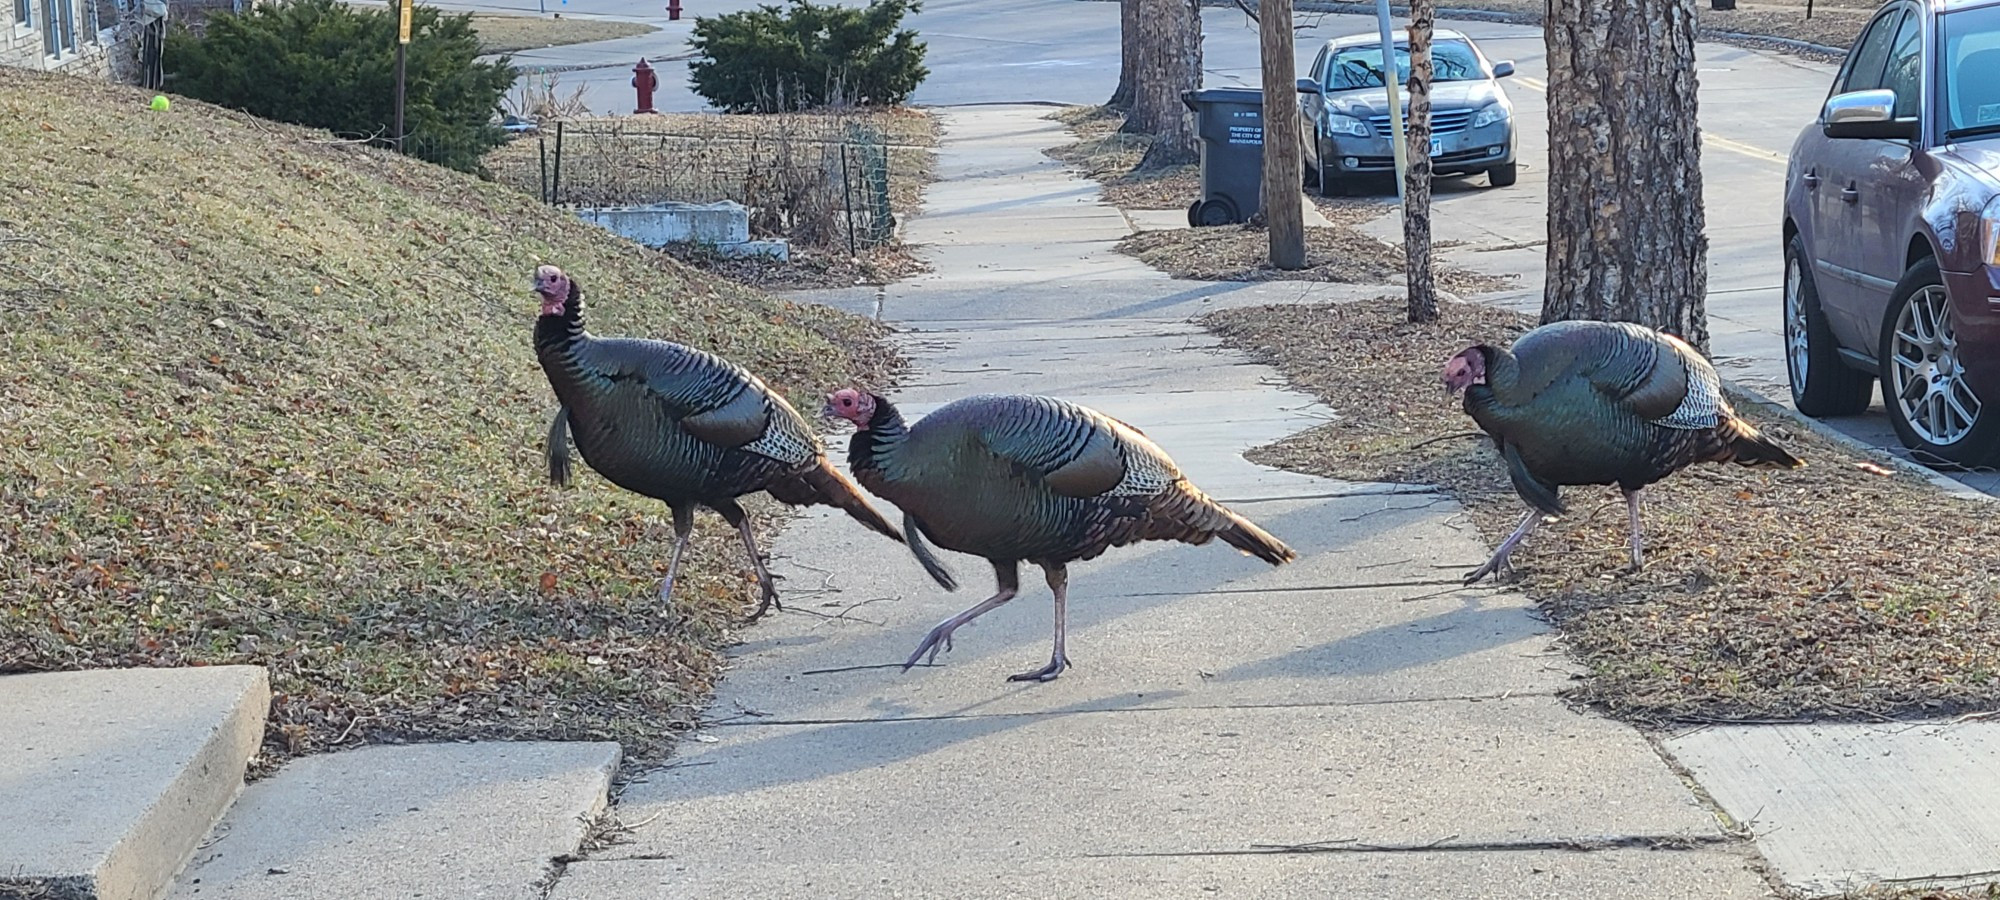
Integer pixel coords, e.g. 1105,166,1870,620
1462,347,1521,432
1480,348,1524,404
846,398,909,481
534,302,593,410
534,309,585,357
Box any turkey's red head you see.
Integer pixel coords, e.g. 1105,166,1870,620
823,388,877,429
1442,347,1488,394
533,265,574,317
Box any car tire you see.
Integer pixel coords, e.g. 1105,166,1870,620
1784,235,1873,417
1876,255,2000,467
1487,162,1518,187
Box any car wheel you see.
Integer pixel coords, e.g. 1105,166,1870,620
1784,235,1872,417
1302,137,1321,189
1876,255,2000,466
1487,162,1518,187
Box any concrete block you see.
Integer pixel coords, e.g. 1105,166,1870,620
578,201,751,246
166,741,622,900
713,239,789,262
0,666,270,900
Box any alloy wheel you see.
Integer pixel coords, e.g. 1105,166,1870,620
1886,285,1981,446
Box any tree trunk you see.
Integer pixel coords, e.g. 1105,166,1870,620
1259,0,1304,269
1402,0,1437,322
1108,0,1138,110
1542,0,1708,352
1125,0,1201,168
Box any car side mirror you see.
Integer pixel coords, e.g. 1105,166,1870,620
1296,77,1322,95
1492,60,1515,78
1821,88,1920,140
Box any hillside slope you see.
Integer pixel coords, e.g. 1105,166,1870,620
0,70,902,765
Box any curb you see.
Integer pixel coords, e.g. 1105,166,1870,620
1717,379,1996,504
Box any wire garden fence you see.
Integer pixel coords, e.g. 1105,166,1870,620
482,114,922,254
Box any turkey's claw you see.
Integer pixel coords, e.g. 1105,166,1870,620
745,581,783,622
900,623,958,671
1007,653,1072,683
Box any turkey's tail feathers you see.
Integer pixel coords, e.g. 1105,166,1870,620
904,514,959,591
771,459,906,544
1719,415,1804,470
1146,481,1297,566
547,407,574,487
1216,507,1298,566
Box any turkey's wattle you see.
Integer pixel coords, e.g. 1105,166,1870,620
1444,319,1804,583
827,388,1297,683
531,265,904,619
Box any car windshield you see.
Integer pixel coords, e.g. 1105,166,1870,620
1939,4,2000,140
1322,39,1485,90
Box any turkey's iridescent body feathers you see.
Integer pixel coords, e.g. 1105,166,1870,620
848,393,1293,571
532,272,900,617
839,390,1295,682
1462,320,1800,516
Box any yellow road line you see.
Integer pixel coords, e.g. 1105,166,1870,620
1508,73,1785,165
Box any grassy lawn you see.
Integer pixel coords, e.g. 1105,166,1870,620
0,69,902,772
470,12,657,55
1202,298,2000,725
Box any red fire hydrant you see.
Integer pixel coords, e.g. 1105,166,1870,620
665,0,681,20
631,58,659,115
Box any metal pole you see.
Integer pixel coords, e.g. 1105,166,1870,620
394,0,411,151
538,133,549,204
840,142,858,258
552,120,565,205
1374,0,1408,211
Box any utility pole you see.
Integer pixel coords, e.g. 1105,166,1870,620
394,0,411,151
1258,0,1305,269
1373,0,1407,211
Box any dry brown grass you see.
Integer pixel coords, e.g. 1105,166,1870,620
660,243,932,291
0,68,902,771
469,12,656,54
1044,105,1200,210
484,109,939,251
1203,298,2000,724
1118,225,1514,294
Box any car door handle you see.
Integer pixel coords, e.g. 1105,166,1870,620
1803,170,1820,189
1840,182,1859,203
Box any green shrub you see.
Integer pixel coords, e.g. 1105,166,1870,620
688,0,928,113
164,0,514,173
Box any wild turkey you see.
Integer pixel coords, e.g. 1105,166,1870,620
824,388,1297,682
532,265,903,619
1441,319,1803,584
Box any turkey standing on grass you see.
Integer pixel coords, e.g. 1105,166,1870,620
1441,319,1803,584
532,265,904,620
824,389,1298,682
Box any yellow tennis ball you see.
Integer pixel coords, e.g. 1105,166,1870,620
149,95,170,111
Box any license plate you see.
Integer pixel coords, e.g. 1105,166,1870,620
1429,137,1443,156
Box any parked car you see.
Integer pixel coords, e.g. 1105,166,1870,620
1782,0,2000,466
1296,29,1518,195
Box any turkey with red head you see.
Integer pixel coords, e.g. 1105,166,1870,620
1442,319,1803,584
825,388,1296,682
533,265,903,620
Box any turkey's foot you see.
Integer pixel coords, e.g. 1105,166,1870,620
746,580,783,622
1622,487,1646,574
1007,653,1072,683
1464,509,1543,585
900,582,1020,672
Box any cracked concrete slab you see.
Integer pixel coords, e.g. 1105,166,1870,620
1666,721,2000,896
550,848,1769,900
0,665,267,900
166,742,620,900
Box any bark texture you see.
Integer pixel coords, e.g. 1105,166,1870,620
1542,0,1709,353
1259,0,1305,269
1108,0,1137,110
1402,0,1437,322
1125,0,1202,168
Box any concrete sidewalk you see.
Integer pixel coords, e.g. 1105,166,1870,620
545,105,1770,899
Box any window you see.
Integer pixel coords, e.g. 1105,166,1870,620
13,0,28,29
1938,4,2000,137
1321,40,1488,92
1881,6,1922,120
1836,7,1905,96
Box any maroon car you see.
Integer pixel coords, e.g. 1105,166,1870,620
1782,0,2000,466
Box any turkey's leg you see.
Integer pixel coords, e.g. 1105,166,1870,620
715,500,782,621
1623,488,1645,571
1464,509,1542,584
903,561,1020,672
1010,564,1073,683
659,504,696,604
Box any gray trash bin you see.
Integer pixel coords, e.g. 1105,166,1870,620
1181,87,1266,227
